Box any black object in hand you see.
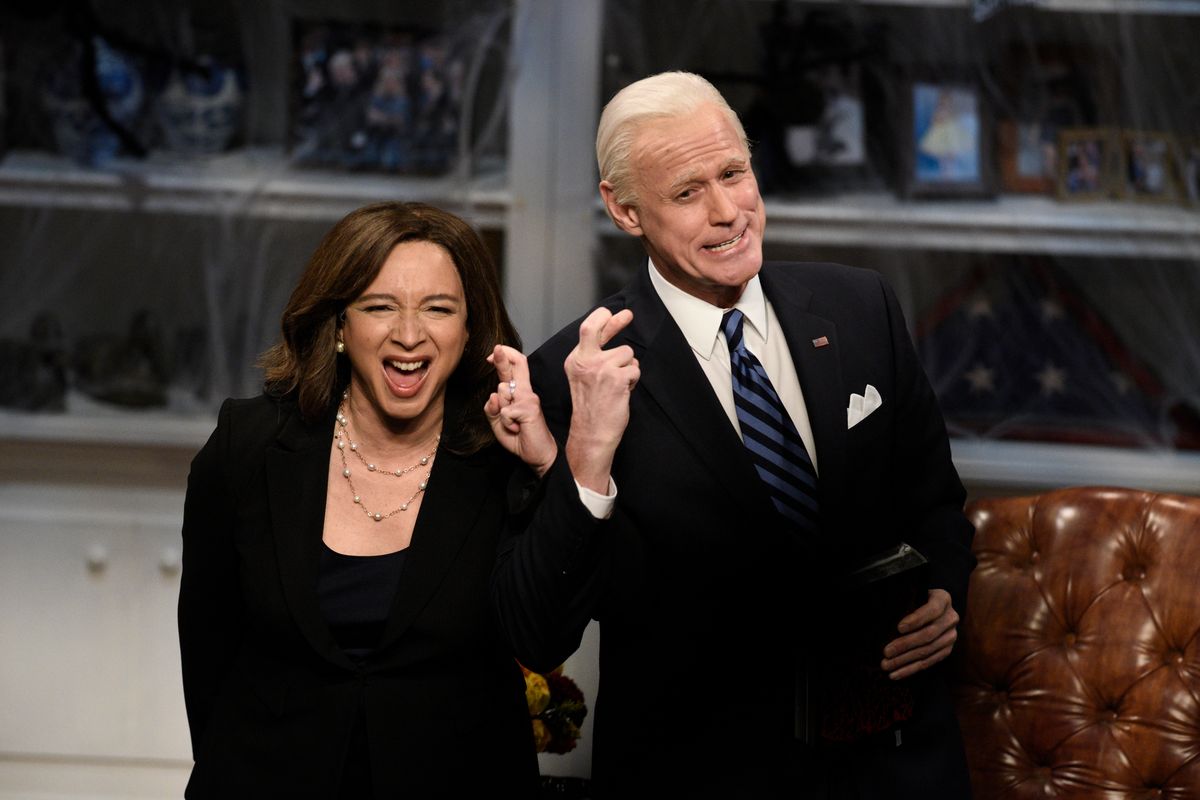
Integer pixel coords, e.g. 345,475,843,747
842,542,930,655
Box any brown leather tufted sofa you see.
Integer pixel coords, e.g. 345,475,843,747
952,486,1200,799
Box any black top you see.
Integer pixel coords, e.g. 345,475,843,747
318,542,407,661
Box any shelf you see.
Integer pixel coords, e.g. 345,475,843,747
598,193,1200,260
951,438,1200,495
791,0,1200,14
0,392,215,450
0,149,511,228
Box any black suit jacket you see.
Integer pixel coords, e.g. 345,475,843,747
178,392,548,798
495,261,976,798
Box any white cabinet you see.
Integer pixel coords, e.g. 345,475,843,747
0,480,192,798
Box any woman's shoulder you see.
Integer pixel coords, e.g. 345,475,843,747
217,391,292,428
207,392,304,456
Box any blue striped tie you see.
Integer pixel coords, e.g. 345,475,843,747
722,309,819,532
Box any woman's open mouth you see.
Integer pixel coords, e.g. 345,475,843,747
385,359,428,392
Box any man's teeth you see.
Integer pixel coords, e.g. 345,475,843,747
389,360,425,371
705,232,743,252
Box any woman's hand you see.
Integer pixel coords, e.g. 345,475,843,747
564,307,640,493
485,345,558,478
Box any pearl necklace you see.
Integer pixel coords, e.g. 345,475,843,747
335,395,439,522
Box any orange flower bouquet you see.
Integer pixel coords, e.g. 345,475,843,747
520,663,587,754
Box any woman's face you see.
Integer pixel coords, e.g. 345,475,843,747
340,240,468,433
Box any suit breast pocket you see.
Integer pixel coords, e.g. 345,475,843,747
843,401,894,482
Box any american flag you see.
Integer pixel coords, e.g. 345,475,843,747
914,259,1200,450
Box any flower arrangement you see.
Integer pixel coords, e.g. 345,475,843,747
520,663,587,754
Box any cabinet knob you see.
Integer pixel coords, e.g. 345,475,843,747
159,546,182,576
85,543,109,573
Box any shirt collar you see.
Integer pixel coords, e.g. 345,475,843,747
646,259,768,361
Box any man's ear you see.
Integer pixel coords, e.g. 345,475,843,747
599,180,643,237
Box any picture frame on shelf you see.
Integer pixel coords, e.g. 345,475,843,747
739,5,882,196
1118,131,1182,204
997,119,1055,194
289,19,465,176
1056,128,1118,202
900,74,995,199
995,43,1120,199
1180,137,1200,207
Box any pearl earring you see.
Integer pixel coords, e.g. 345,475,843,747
336,340,345,353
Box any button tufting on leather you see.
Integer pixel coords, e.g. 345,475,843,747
955,489,1200,799
1123,565,1146,581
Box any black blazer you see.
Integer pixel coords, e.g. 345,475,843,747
178,393,551,798
495,261,976,798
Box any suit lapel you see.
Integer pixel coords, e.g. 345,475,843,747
266,406,356,670
374,446,489,650
760,264,849,513
622,267,772,518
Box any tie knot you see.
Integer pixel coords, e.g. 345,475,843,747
721,308,745,351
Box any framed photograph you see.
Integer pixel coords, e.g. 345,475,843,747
1118,131,1182,203
289,19,465,175
1056,128,1118,201
996,44,1120,198
901,75,994,198
1180,137,1200,207
739,6,885,198
997,119,1055,194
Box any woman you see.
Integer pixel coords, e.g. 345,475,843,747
177,202,614,797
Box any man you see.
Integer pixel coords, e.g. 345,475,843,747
494,71,975,798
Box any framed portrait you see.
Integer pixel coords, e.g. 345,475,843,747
1118,131,1182,203
289,19,465,175
1056,128,1118,201
901,75,995,199
1180,137,1200,207
996,44,1119,198
998,119,1055,194
738,6,884,197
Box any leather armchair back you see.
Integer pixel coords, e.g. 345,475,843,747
954,487,1200,798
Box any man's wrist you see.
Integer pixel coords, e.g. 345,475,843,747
565,437,615,494
575,477,617,520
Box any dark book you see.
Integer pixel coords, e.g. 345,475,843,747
843,542,930,656
816,543,932,743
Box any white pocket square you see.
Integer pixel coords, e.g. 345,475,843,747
847,384,882,429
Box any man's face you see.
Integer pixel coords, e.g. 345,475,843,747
606,103,766,308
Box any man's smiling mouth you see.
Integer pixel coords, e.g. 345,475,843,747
703,231,743,252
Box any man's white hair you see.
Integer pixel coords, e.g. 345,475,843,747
596,71,749,212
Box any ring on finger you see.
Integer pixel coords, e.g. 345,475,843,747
507,379,516,400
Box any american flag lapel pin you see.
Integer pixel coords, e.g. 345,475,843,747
812,335,830,348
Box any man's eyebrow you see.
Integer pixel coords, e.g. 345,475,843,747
666,157,749,194
667,169,701,195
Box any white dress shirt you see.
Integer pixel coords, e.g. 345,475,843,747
648,261,819,474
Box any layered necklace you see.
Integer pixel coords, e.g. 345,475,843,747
335,392,440,522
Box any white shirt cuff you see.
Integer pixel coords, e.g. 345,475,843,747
575,477,617,520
